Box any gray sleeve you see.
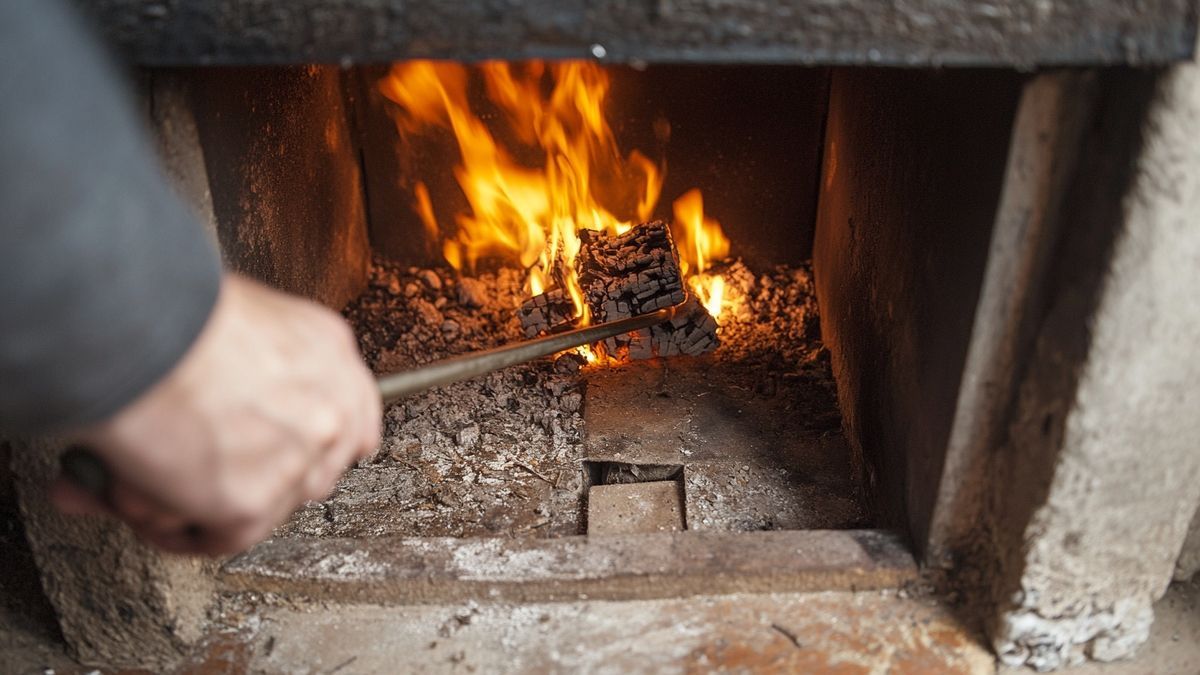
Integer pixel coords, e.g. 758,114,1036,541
0,1,222,434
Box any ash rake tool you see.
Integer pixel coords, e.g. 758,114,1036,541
376,295,688,401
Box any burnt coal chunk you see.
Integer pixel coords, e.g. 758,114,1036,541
518,221,719,360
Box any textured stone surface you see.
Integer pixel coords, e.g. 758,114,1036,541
926,72,1098,569
987,64,1200,670
12,573,1200,672
84,0,1195,67
588,482,685,535
232,591,995,674
10,438,217,670
221,530,916,604
1004,579,1200,675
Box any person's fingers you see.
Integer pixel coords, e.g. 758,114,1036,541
250,390,340,465
359,368,384,461
305,445,350,503
196,486,305,556
207,441,321,556
49,477,111,516
136,510,189,536
304,408,360,502
70,277,397,556
135,523,208,556
53,464,200,547
302,364,379,502
193,528,256,556
300,402,344,456
141,532,199,555
110,481,159,523
52,477,205,555
106,482,197,538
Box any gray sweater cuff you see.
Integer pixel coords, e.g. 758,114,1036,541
0,0,223,434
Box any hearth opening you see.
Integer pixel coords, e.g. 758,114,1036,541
180,63,1024,547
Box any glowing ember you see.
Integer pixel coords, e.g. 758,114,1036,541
378,60,732,331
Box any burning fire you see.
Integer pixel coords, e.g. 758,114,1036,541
379,60,731,326
672,189,730,318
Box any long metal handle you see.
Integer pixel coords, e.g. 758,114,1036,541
377,299,687,402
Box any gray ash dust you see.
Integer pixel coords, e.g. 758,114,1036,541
277,259,587,539
709,260,845,440
272,256,852,540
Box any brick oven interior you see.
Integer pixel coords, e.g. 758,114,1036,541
0,56,995,668
8,2,1200,671
17,62,1028,664
170,64,1024,551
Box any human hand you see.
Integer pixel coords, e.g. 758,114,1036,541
50,274,381,555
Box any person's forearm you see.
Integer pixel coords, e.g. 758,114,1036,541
0,1,221,434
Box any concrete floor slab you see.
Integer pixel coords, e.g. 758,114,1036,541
236,591,995,674
6,580,1200,673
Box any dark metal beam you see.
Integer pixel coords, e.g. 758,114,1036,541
84,0,1195,67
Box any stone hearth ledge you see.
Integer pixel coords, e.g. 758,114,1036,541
220,529,916,605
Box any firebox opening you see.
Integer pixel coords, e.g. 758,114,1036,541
181,62,1024,554
583,461,684,488
583,462,687,535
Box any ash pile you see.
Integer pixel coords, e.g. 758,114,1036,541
276,261,587,539
271,225,849,540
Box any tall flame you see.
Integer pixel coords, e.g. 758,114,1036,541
379,60,731,328
672,189,730,318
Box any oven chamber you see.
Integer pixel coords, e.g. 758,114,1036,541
7,2,1200,671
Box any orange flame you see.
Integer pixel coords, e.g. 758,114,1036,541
379,61,661,318
672,189,730,318
379,60,731,333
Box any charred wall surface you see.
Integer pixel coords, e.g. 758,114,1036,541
813,68,1023,546
183,65,371,308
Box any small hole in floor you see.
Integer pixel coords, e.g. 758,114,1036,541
583,461,684,487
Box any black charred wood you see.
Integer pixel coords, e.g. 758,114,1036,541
518,221,719,360
516,288,576,338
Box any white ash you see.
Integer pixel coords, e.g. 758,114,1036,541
275,256,847,540
579,257,865,533
277,259,586,539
